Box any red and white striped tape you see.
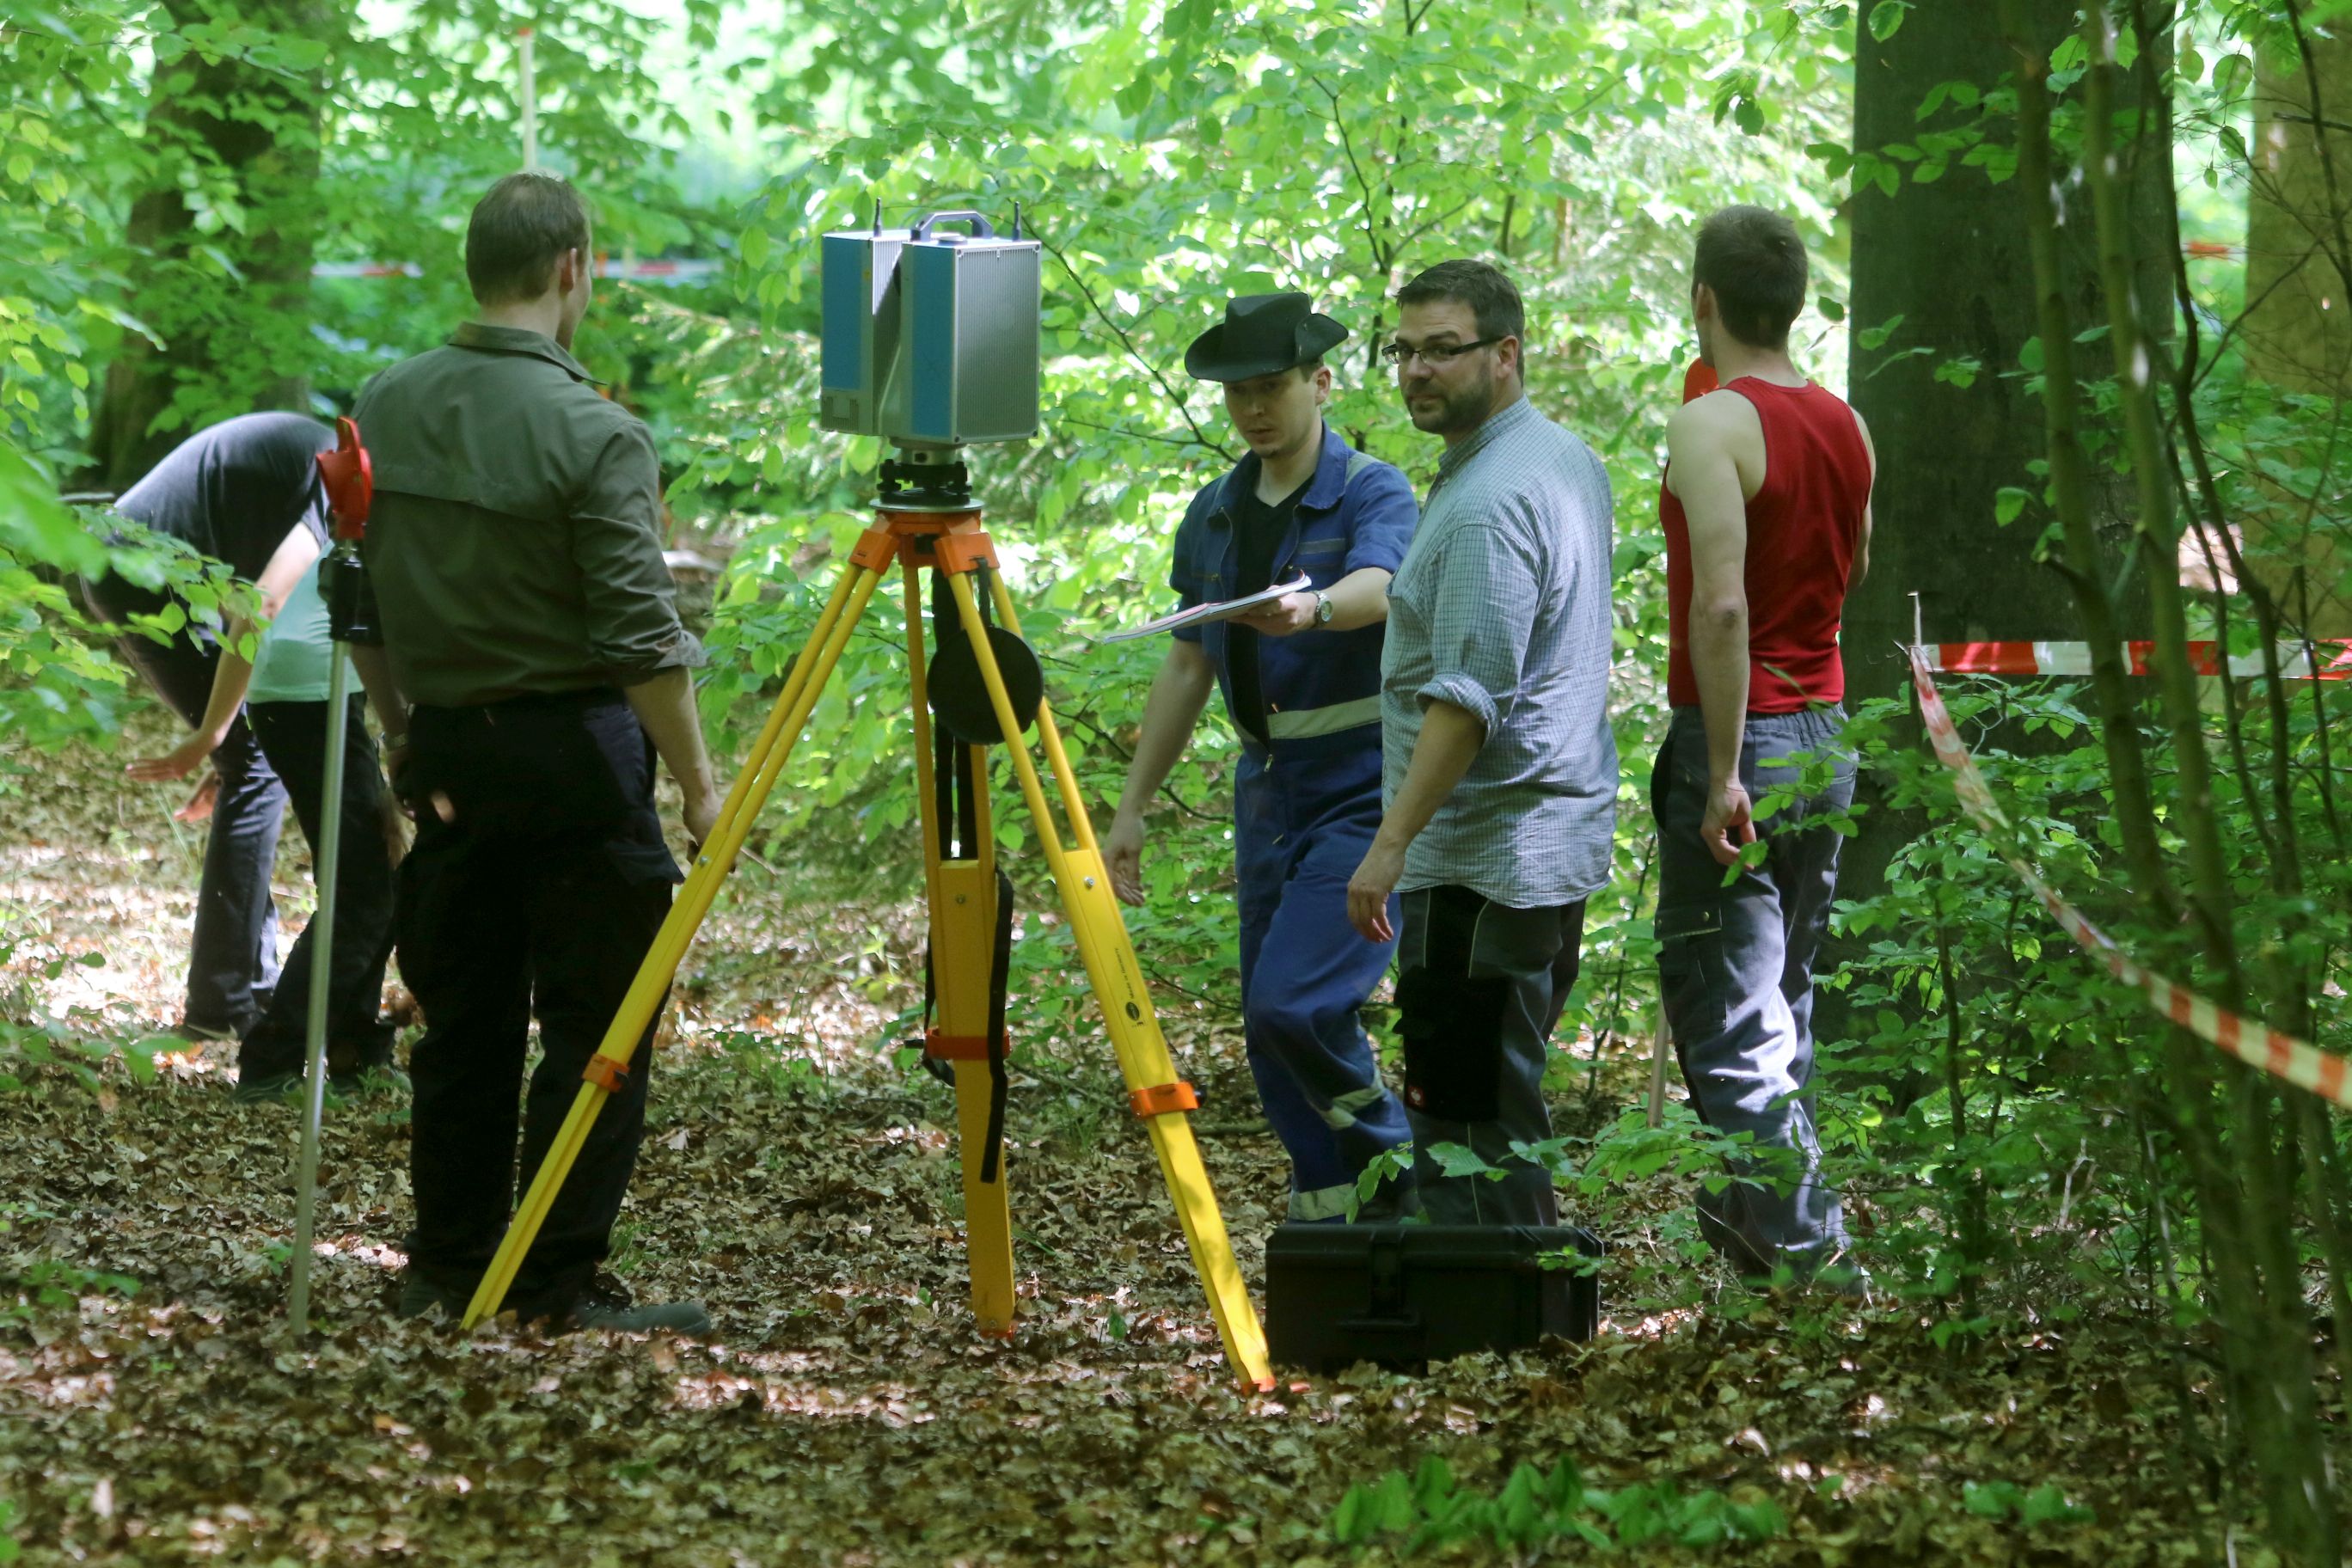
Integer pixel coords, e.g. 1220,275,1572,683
311,258,725,285
1920,639,2351,681
1908,645,2352,1110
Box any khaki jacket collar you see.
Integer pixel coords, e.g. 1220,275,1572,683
447,322,603,385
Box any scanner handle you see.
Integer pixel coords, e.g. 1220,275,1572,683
910,210,996,242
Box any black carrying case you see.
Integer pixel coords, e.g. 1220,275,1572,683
1265,1223,1602,1371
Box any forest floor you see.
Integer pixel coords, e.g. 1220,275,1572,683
0,713,2299,1565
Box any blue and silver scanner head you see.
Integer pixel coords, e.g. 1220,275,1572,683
820,209,1041,508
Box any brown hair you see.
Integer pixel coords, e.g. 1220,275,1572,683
1395,259,1524,345
1694,205,1807,350
465,172,591,305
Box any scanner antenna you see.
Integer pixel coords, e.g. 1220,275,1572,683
1011,201,1023,241
872,198,883,236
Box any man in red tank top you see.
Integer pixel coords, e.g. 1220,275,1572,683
1654,205,1877,1298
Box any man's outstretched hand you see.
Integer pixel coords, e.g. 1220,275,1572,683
128,731,222,785
174,769,220,824
1104,809,1147,906
1347,840,1404,943
684,786,722,854
1230,591,1319,638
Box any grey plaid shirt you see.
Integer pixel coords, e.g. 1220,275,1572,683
1381,396,1619,908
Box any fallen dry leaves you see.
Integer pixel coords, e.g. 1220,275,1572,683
0,715,2293,1565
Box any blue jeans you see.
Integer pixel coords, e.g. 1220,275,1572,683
1651,705,1855,1276
83,573,285,1035
1235,743,1416,1222
239,698,397,1079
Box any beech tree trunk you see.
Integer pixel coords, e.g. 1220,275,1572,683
89,0,333,493
1823,0,2160,1035
2241,17,2352,635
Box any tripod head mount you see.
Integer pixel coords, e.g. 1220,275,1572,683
878,442,976,512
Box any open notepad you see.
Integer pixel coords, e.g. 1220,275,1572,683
1098,573,1312,644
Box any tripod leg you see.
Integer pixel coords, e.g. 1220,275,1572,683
942,571,1273,1388
900,560,1016,1334
462,554,889,1327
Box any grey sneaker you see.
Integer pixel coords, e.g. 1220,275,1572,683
330,1063,412,1097
1809,1259,1876,1307
231,1071,303,1104
571,1280,711,1336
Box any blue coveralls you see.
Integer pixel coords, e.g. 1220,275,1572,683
1169,426,1420,1221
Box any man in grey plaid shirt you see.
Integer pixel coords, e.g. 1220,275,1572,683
1346,260,1617,1225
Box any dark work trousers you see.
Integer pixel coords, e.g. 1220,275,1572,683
396,689,679,1319
239,698,396,1079
1233,743,1416,1222
79,575,285,1036
1395,886,1587,1226
1651,704,1856,1278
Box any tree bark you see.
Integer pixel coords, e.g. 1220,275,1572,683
2240,10,2352,635
89,0,334,493
1823,0,2161,1038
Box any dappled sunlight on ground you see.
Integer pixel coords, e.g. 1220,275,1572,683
0,717,2260,1563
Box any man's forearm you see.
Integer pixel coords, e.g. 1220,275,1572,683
623,666,718,803
192,630,254,744
350,645,408,738
1371,699,1485,855
1688,603,1750,784
1115,647,1216,818
1320,567,1393,633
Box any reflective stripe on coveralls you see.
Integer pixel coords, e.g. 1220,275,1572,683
1265,695,1381,740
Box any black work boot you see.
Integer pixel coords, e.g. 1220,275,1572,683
569,1275,712,1336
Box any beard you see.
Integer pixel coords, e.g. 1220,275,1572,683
1404,362,1496,436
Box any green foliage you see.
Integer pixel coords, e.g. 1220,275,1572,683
1962,1479,2096,1528
1327,1455,1785,1554
0,1204,139,1322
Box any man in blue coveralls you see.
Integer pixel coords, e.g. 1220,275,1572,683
1105,292,1420,1222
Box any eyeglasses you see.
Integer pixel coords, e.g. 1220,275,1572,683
1381,335,1505,368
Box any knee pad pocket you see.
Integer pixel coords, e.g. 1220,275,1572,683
1395,964,1511,1122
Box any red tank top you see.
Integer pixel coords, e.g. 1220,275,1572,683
1661,378,1871,713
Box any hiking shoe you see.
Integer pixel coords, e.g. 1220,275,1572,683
571,1279,711,1336
1809,1259,1876,1307
231,1071,303,1104
395,1275,469,1320
329,1063,412,1098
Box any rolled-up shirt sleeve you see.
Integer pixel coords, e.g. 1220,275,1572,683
1416,518,1539,735
573,418,705,683
1344,463,1418,575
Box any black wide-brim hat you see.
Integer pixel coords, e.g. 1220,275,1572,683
1185,291,1349,383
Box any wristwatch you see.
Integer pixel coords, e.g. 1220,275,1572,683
1313,591,1335,627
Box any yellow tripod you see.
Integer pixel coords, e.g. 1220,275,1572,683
458,505,1273,1388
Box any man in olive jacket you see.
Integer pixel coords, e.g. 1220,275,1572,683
352,172,720,1333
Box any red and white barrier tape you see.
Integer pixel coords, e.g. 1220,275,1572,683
1921,639,2351,681
1908,644,2352,1110
311,258,725,285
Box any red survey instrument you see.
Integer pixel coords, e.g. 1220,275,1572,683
316,416,372,538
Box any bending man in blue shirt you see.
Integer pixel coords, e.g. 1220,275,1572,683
1106,292,1419,1222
